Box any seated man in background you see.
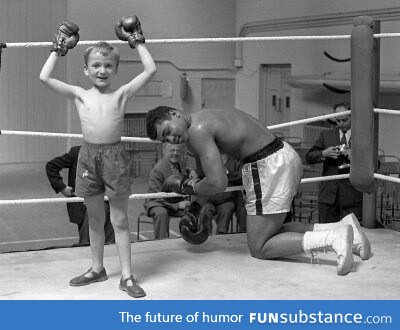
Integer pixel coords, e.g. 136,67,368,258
45,145,115,246
199,190,236,235
144,143,194,239
305,102,363,223
196,154,245,234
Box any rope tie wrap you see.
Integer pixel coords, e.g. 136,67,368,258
0,42,7,73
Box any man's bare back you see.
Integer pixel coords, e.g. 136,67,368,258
189,108,276,160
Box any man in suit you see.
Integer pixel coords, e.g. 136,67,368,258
45,146,115,245
305,102,363,223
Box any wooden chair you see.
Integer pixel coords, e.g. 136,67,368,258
136,211,181,241
376,155,400,227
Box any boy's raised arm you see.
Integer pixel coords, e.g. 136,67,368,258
115,16,157,99
39,21,81,99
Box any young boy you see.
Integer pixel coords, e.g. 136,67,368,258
40,16,156,298
146,106,371,276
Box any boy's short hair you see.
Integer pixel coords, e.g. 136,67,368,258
146,106,176,140
84,42,120,68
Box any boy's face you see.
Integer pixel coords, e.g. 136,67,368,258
84,51,118,89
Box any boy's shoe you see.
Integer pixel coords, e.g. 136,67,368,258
119,275,146,298
69,267,108,287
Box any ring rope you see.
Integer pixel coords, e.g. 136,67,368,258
0,130,156,143
0,174,349,206
0,192,181,206
267,110,351,130
374,108,400,116
4,33,400,49
3,35,352,49
300,173,349,184
373,32,400,39
0,111,351,140
374,173,400,184
3,173,399,206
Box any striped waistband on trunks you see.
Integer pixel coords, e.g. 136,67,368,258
241,137,284,164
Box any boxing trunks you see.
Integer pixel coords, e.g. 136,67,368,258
241,138,303,215
76,141,133,198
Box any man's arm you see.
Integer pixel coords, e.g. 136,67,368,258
305,132,328,164
190,132,228,195
45,149,74,194
162,131,228,196
306,130,343,164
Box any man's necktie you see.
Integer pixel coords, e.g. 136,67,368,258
340,133,347,146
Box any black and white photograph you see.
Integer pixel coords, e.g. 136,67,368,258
0,0,399,310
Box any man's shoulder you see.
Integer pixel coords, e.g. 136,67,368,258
70,146,81,153
191,109,225,133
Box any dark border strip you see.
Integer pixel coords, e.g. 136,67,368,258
251,163,263,215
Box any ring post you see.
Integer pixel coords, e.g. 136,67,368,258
350,16,380,228
367,19,380,229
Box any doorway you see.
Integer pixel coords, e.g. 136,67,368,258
259,64,291,136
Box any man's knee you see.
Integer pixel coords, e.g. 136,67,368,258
248,241,267,259
247,231,269,259
246,214,285,259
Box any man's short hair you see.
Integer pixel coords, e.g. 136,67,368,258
146,106,176,140
333,102,351,111
84,42,120,68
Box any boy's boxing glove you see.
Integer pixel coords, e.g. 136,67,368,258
115,15,145,49
51,21,80,56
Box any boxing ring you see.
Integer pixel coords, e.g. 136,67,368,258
0,16,399,299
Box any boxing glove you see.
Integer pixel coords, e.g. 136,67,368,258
114,15,145,49
163,174,199,195
161,175,184,203
51,21,80,56
179,211,209,245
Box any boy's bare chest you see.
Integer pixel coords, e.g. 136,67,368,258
78,94,120,112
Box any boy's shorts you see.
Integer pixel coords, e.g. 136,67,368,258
75,141,133,199
241,139,303,215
